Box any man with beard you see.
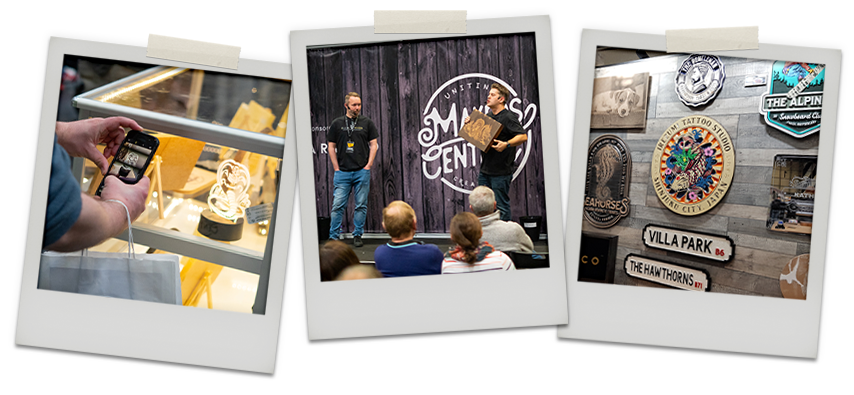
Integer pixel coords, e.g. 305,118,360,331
326,92,379,247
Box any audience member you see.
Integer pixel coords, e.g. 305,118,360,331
373,201,444,277
320,240,360,281
335,264,383,281
469,186,533,253
442,212,515,274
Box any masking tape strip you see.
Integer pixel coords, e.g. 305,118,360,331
374,10,466,34
666,27,758,53
147,34,241,70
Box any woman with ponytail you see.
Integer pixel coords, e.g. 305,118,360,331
442,212,516,274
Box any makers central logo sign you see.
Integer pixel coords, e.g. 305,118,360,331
420,73,538,193
760,61,825,138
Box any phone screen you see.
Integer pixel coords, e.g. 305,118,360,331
96,131,158,196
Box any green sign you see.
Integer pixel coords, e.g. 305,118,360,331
760,61,825,138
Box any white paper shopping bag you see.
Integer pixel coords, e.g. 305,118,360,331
37,199,181,305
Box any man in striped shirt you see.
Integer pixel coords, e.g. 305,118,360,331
373,201,444,277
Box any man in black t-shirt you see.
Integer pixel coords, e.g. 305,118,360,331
464,83,527,222
326,92,379,247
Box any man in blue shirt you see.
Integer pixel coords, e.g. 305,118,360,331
44,117,150,251
373,201,443,278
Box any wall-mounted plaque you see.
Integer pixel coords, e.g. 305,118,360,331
578,232,618,283
590,73,650,129
624,254,711,292
675,54,725,107
767,155,816,234
744,75,767,87
651,116,735,216
760,61,825,138
780,254,809,300
584,135,631,228
459,109,503,152
642,224,734,263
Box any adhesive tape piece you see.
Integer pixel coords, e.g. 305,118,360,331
666,27,758,53
375,11,466,34
147,34,241,70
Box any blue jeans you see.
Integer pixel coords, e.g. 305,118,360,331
478,172,512,222
329,168,371,239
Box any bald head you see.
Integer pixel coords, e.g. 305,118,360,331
382,201,417,239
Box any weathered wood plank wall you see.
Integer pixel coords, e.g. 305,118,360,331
308,33,546,234
584,55,819,298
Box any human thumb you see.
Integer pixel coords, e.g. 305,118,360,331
90,147,110,174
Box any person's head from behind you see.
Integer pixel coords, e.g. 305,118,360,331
469,186,497,217
320,240,359,281
450,212,483,264
335,264,383,281
382,201,417,241
344,92,362,118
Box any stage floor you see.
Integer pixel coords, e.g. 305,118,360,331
322,236,551,263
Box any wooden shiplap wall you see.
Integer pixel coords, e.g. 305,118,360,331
585,55,818,298
308,34,546,234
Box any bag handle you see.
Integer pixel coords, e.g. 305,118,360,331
105,199,135,260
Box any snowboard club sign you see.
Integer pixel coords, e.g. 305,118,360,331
419,73,538,193
760,61,825,138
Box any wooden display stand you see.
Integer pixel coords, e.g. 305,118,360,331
180,257,224,308
144,155,164,219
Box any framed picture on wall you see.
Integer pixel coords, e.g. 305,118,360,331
291,16,567,340
560,30,840,358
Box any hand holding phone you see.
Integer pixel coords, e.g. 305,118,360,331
95,129,160,196
56,117,143,175
100,175,151,221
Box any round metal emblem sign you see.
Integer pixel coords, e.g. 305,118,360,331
584,135,632,228
651,116,735,216
675,54,725,107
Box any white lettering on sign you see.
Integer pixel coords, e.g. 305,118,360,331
419,73,538,194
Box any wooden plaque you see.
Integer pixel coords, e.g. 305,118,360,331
459,109,503,152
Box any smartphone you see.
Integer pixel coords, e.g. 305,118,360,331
95,129,160,196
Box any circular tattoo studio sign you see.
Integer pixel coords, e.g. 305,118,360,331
584,135,631,228
675,54,725,107
652,116,735,216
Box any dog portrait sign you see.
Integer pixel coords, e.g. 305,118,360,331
760,61,825,138
459,109,503,152
651,115,735,216
624,254,711,292
675,54,725,107
642,224,734,262
590,73,649,129
584,135,632,228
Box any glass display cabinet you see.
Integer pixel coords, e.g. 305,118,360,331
72,66,291,314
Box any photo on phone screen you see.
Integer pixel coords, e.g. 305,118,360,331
96,130,159,196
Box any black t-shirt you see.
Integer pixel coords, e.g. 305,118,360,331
327,115,379,171
480,108,525,176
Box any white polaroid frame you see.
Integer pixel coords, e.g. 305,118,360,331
291,16,568,339
559,29,840,358
15,37,297,372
